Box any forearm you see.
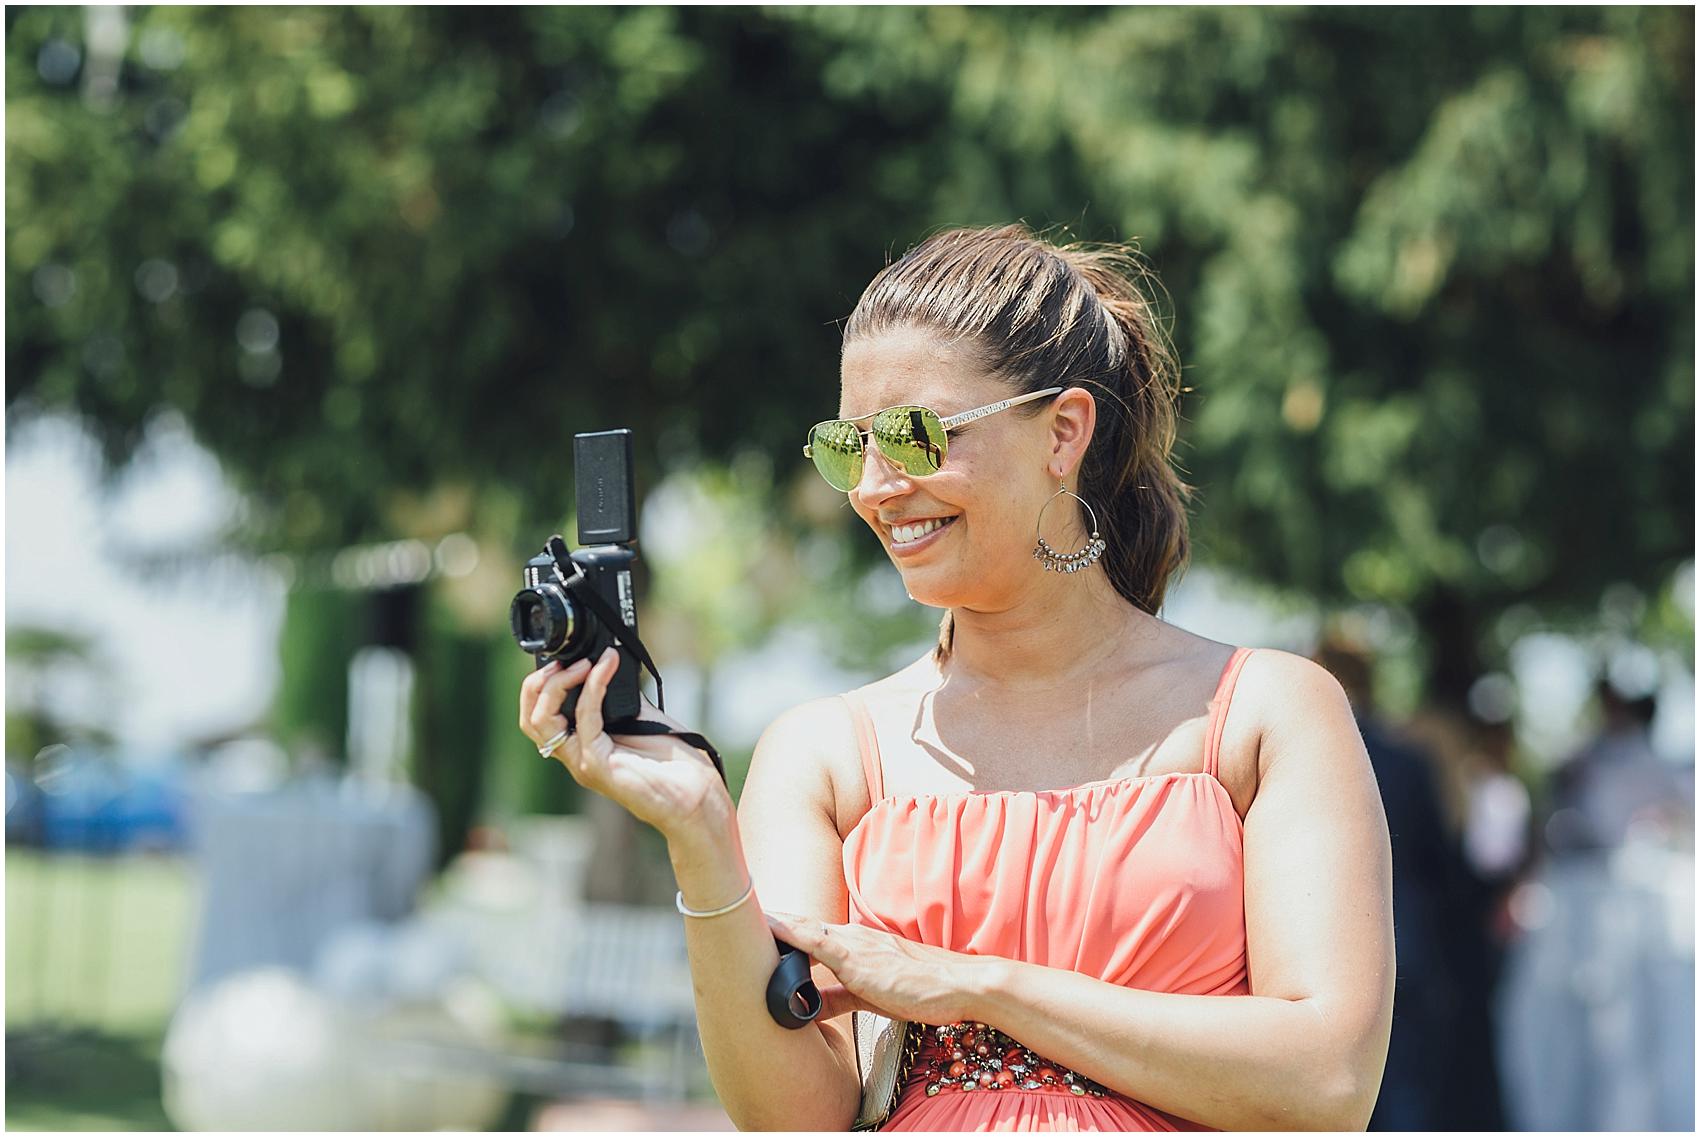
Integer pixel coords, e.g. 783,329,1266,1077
667,806,859,1131
970,960,1376,1131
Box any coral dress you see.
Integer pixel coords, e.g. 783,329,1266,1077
840,648,1254,1131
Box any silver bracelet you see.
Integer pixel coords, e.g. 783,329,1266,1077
675,879,754,919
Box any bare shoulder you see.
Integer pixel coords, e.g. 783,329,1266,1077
741,691,871,839
752,693,858,752
1233,648,1352,715
1230,647,1367,781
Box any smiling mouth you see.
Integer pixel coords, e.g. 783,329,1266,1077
889,516,958,546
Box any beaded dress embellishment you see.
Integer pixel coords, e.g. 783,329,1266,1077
920,1021,1111,1098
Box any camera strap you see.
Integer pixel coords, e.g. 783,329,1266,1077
546,538,821,1030
548,546,726,775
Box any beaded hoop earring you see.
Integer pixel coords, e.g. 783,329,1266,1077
1033,482,1106,573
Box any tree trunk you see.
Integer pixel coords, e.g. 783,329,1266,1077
1415,587,1485,718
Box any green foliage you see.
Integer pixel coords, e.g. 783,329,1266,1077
6,627,95,662
6,6,946,550
271,585,359,759
7,5,1692,711
414,597,495,863
5,627,110,757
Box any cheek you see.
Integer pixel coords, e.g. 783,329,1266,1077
946,457,1019,519
967,508,1029,559
946,485,1030,555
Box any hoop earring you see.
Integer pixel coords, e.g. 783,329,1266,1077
1033,482,1106,573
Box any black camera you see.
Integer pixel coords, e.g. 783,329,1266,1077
509,429,643,726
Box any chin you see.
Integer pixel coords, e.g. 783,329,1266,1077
897,569,974,611
903,557,1034,612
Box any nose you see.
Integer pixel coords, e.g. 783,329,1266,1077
850,440,913,512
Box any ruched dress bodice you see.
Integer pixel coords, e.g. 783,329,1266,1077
840,648,1254,1131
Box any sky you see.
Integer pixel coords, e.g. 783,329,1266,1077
4,412,1692,768
6,413,283,757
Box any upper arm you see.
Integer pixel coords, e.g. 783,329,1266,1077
1237,651,1395,1111
737,696,865,1082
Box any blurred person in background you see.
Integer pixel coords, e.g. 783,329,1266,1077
1545,680,1690,855
1461,719,1534,889
1440,714,1533,1132
1313,636,1460,1131
520,225,1395,1131
1457,715,1535,1006
1495,675,1695,1130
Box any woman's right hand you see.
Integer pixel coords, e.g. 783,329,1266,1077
519,647,733,843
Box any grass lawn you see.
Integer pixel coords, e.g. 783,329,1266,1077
6,1030,176,1131
4,847,709,1131
6,849,198,1131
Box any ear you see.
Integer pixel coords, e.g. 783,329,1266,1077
1045,387,1097,481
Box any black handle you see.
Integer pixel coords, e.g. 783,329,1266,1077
767,941,823,1028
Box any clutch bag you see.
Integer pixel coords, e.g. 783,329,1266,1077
852,1012,922,1130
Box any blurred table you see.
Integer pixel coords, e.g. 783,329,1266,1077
184,780,435,990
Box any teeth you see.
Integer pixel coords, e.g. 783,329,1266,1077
894,518,947,544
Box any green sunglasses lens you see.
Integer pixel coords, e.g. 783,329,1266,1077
872,406,948,477
807,407,949,490
808,419,864,491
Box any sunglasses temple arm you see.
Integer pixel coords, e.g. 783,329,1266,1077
938,386,1065,430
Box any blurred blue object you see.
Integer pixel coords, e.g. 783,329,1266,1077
23,748,191,852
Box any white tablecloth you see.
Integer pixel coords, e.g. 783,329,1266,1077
184,781,436,990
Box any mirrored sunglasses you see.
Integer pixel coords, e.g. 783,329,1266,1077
803,387,1063,492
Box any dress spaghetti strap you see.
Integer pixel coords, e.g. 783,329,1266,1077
840,690,886,803
1203,647,1254,781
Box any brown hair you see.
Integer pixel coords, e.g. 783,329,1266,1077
843,224,1193,662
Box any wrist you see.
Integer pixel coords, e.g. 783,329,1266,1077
665,794,746,906
961,955,1018,1022
663,784,737,858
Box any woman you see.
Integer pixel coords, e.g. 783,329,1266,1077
520,225,1395,1131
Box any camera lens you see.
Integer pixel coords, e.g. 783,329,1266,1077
509,585,574,655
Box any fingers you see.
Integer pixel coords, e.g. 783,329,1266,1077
520,657,593,742
765,911,845,966
768,916,889,1020
571,646,621,743
518,661,559,733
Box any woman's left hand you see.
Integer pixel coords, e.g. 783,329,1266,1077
764,911,993,1026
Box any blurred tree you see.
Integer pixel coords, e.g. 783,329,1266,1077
5,628,113,758
270,585,359,761
7,5,1691,731
6,5,946,551
784,5,1694,706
